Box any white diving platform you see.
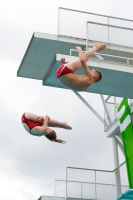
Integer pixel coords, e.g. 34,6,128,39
17,32,133,99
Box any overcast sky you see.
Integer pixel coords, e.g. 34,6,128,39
0,0,132,200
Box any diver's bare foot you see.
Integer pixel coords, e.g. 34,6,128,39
76,46,82,51
93,42,107,51
60,58,66,64
63,122,72,130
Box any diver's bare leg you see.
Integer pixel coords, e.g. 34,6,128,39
48,119,72,130
25,112,72,130
65,43,107,72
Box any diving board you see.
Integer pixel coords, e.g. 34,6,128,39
17,32,133,98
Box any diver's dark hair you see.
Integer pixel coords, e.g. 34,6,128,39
46,130,66,144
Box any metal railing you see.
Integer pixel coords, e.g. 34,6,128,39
70,49,133,65
86,21,133,49
104,98,133,130
55,163,129,200
58,7,133,49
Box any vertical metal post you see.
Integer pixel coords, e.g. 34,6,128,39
86,22,88,51
108,17,109,44
113,96,121,197
58,8,60,36
81,182,82,199
100,95,111,124
70,49,72,56
66,167,67,199
114,97,117,120
54,180,56,197
95,170,97,200
112,137,122,197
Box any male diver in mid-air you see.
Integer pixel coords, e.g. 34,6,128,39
56,42,107,91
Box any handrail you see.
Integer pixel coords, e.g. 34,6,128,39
87,21,133,31
67,161,126,173
70,49,133,64
59,7,133,23
55,179,128,187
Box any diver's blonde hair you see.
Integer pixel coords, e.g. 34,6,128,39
95,69,102,82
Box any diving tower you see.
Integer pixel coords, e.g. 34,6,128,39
17,32,133,99
17,7,133,200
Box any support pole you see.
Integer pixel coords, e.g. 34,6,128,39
112,137,122,197
73,91,108,127
116,140,124,155
114,135,122,145
100,95,112,124
102,95,122,196
86,22,88,51
58,8,60,36
113,96,122,196
114,97,117,120
114,135,124,155
66,168,67,199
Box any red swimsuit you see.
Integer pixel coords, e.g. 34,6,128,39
56,65,73,79
22,113,43,136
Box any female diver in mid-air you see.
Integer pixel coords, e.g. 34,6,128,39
56,42,107,91
21,112,72,143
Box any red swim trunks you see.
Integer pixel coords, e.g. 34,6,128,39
22,113,42,133
56,65,73,79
